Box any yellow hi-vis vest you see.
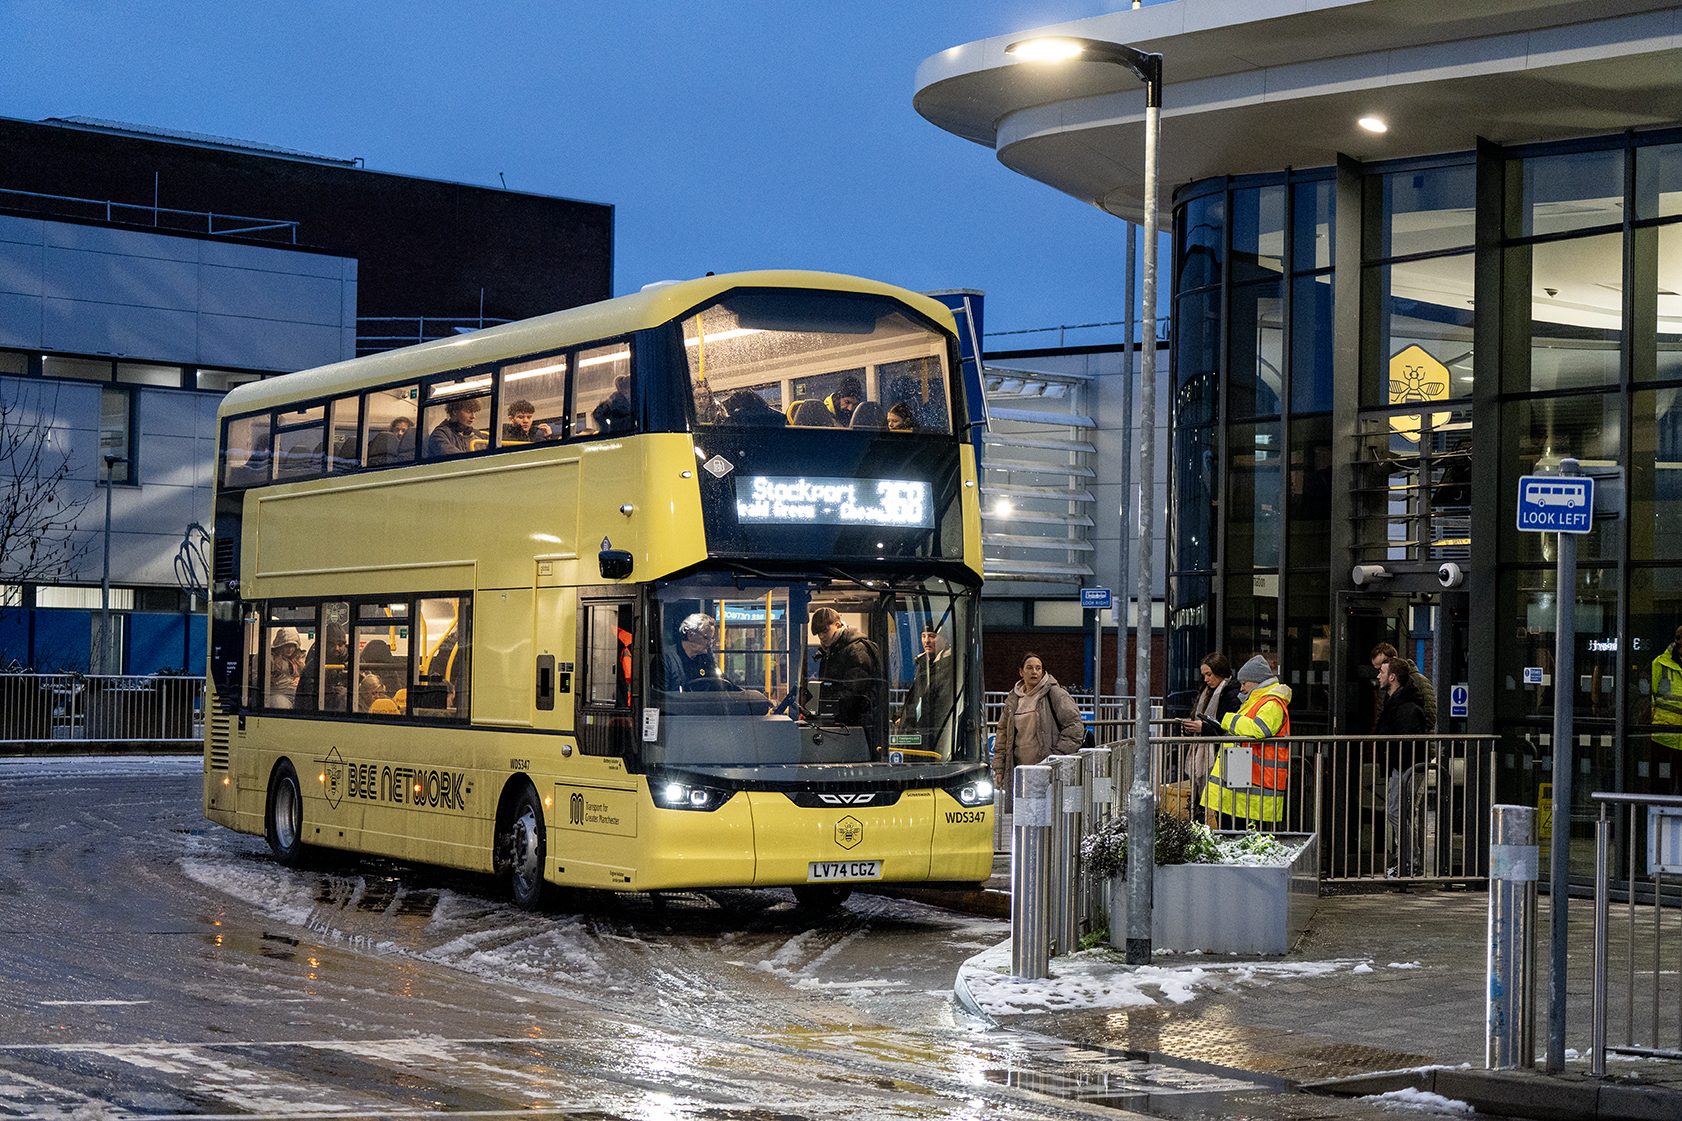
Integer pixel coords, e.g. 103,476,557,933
1653,648,1682,752
1200,683,1291,823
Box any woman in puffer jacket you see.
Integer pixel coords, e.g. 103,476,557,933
992,652,1086,803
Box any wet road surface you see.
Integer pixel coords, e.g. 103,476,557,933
0,758,1469,1119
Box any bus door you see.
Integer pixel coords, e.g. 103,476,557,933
578,596,638,759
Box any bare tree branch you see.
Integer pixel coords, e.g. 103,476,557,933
0,379,94,592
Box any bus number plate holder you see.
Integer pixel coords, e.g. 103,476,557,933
808,860,881,882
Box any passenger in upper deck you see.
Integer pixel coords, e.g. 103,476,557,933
590,375,635,434
887,402,918,432
501,398,554,443
427,399,482,457
825,376,864,427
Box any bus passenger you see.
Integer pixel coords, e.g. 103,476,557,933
502,398,553,443
357,672,389,713
664,613,721,690
297,623,350,713
366,417,413,466
267,627,304,709
887,402,917,432
427,399,482,457
811,607,883,742
591,375,635,434
825,376,864,426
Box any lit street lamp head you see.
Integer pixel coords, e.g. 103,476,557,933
1005,35,1161,102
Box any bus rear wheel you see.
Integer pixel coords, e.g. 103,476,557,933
504,787,548,911
265,760,308,866
792,885,852,913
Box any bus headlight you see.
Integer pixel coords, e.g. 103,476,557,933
955,778,994,807
655,780,730,812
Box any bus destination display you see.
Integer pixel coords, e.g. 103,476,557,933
736,476,933,528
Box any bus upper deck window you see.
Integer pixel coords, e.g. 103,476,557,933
499,355,569,446
364,385,418,467
574,344,633,437
222,414,273,488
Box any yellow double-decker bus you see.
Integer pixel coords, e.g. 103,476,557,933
202,271,993,909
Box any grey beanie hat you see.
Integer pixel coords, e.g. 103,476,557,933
1237,655,1274,685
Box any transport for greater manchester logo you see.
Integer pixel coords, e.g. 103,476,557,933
835,815,863,849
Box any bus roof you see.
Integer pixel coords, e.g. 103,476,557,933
218,270,960,419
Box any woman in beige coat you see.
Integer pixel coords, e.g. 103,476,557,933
991,652,1086,800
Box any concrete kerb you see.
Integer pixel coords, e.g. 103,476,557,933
1305,1066,1682,1121
951,940,1001,1027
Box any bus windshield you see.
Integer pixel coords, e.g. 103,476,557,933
683,290,953,433
649,573,975,768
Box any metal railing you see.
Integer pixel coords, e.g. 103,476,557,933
1591,791,1682,1075
0,674,204,748
989,723,1498,885
0,186,299,242
356,316,514,355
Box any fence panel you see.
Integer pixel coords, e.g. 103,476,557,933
0,675,204,747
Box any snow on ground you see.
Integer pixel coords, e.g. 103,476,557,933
1358,1087,1474,1114
959,937,1375,1017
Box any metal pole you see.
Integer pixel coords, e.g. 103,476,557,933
1082,746,1113,931
1488,804,1538,1070
1592,803,1610,1076
1116,223,1136,701
98,454,126,675
1547,457,1581,1072
1051,755,1085,955
1093,604,1103,723
1011,764,1053,979
1126,58,1163,968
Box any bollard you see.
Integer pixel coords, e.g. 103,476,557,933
1080,747,1113,932
994,785,1008,853
1011,764,1053,979
1488,803,1538,1070
1049,755,1084,955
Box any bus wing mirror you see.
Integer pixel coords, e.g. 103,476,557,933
599,549,634,580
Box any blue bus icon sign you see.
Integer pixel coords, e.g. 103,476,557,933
1516,475,1593,533
1080,588,1112,609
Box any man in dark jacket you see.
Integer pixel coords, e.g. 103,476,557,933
1378,655,1430,875
810,606,883,746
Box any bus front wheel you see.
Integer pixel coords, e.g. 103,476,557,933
504,787,548,911
265,760,308,866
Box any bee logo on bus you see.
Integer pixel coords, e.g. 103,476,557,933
835,815,864,849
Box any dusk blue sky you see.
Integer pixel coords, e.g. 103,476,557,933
2,2,1164,347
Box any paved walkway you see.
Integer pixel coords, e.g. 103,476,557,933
926,853,1682,1120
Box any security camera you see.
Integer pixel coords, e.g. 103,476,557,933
1438,562,1465,588
1351,564,1392,587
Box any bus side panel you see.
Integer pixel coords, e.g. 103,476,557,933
550,781,757,889
534,587,573,733
746,789,935,886
473,588,535,727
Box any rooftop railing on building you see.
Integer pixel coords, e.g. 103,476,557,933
356,317,516,356
0,186,300,243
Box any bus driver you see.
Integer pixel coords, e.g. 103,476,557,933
665,613,722,690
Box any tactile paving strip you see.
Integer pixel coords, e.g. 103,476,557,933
1093,1006,1435,1082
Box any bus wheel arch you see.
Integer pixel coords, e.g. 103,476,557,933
495,779,548,911
265,758,309,866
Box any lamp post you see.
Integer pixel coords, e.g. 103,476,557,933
99,454,128,675
1007,34,1162,966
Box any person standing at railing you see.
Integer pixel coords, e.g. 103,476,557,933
1377,654,1430,875
1177,652,1239,823
991,652,1085,808
1189,655,1292,827
1371,642,1436,731
1651,627,1682,789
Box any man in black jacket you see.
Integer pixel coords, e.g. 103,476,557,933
1378,655,1430,875
810,607,883,746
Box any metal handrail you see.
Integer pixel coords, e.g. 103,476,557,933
0,186,299,242
1591,790,1682,1075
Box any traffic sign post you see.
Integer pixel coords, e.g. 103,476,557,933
1517,459,1587,1073
1081,589,1111,719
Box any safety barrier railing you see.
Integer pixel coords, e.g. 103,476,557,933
1590,791,1682,1075
0,186,299,242
990,729,1498,885
0,674,205,748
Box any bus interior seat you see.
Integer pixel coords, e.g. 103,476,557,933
849,401,887,429
788,400,834,426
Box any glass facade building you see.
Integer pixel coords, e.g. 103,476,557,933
1166,132,1682,850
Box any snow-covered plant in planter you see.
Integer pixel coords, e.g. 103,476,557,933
1083,812,1319,955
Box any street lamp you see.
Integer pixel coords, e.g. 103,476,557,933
99,454,128,675
1007,33,1162,967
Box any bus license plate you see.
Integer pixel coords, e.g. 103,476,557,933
808,860,881,882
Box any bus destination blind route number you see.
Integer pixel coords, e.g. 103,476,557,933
808,860,882,881
737,476,932,528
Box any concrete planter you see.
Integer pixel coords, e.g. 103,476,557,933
1109,832,1319,954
